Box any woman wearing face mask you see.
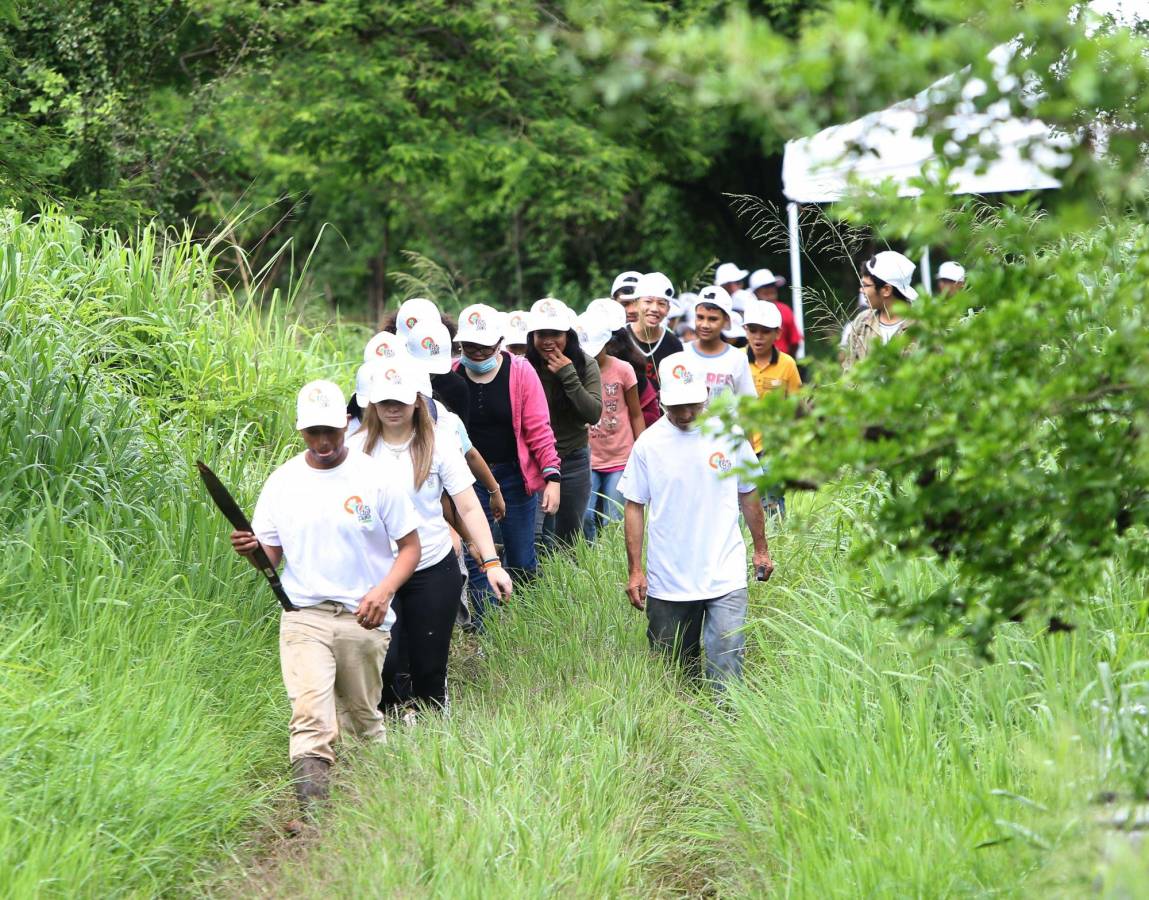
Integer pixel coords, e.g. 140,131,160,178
452,304,561,629
348,359,512,711
525,298,602,549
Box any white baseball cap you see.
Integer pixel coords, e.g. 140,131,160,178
456,304,504,346
722,310,747,340
748,268,777,292
366,358,419,405
632,271,675,302
742,299,782,330
695,284,733,323
678,292,698,327
527,297,575,333
658,351,708,406
363,331,408,363
714,262,749,286
585,297,626,332
395,297,441,337
731,289,755,314
354,363,372,408
406,320,453,375
937,261,966,283
611,270,642,297
866,251,918,302
504,309,530,345
575,312,613,357
296,380,348,430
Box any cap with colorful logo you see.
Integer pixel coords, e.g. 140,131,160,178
363,331,409,363
296,379,349,430
658,351,709,406
395,297,441,338
714,262,749,286
455,304,504,346
365,358,419,405
504,309,530,346
406,320,453,375
866,251,918,302
526,297,575,333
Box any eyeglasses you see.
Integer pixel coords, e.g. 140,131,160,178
460,342,499,358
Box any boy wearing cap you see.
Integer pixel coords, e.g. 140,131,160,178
841,251,918,372
936,261,966,297
749,268,803,357
612,271,642,325
685,285,758,401
620,352,772,688
626,272,684,397
230,380,421,813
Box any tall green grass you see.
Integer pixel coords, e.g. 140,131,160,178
0,211,362,896
252,495,1148,897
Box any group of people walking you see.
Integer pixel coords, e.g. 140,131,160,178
228,249,952,816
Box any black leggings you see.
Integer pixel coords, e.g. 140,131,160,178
380,550,465,711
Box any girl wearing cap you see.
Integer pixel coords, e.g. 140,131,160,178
348,361,512,712
581,313,645,541
685,286,758,401
453,303,561,627
626,272,684,400
525,297,602,548
230,380,422,811
841,251,917,372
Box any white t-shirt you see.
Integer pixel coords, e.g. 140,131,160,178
348,429,474,571
684,342,758,400
433,399,472,455
619,418,760,601
251,451,420,629
878,320,903,344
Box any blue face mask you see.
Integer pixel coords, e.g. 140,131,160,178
460,353,499,374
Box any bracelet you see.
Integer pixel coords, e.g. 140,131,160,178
481,558,502,571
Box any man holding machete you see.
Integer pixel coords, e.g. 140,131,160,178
230,380,421,814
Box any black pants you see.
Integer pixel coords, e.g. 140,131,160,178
380,551,465,711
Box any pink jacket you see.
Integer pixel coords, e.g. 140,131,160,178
454,353,561,495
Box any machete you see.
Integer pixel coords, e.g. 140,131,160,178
196,460,297,612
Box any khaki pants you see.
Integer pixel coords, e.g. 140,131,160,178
279,602,390,763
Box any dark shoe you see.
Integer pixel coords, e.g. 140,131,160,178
291,756,331,814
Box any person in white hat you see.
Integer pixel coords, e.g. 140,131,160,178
625,272,684,401
453,303,561,628
619,352,773,688
578,311,646,541
936,261,966,296
524,298,602,548
684,285,757,401
611,271,643,324
722,310,748,348
503,309,531,355
675,292,698,343
749,268,803,356
393,297,442,338
714,262,749,294
348,359,511,714
841,251,917,372
230,379,422,813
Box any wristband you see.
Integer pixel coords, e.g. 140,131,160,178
481,559,503,572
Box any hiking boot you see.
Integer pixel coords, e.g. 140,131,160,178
291,756,331,814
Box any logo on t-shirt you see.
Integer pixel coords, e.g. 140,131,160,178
405,315,418,330
344,495,374,524
708,451,733,472
467,311,487,331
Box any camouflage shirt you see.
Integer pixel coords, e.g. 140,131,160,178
840,309,909,372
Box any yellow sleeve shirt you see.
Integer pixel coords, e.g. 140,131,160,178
748,351,801,453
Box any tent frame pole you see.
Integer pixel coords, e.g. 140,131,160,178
921,246,932,296
787,201,805,359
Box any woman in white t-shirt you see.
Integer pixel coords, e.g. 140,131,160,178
349,359,512,712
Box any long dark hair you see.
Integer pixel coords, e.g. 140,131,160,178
605,327,649,393
526,328,590,413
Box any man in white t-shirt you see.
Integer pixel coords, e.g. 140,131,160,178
841,251,916,372
619,352,773,687
231,380,421,816
685,285,758,401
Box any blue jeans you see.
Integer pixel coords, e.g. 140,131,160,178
538,446,592,551
466,462,539,630
645,588,748,687
583,468,625,542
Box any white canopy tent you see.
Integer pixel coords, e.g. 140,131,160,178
779,44,1075,357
